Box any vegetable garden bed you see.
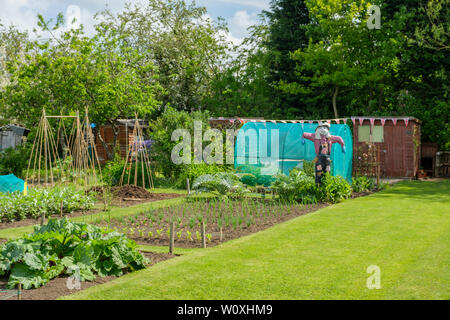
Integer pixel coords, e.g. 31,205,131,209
0,188,183,230
0,251,176,300
93,200,330,248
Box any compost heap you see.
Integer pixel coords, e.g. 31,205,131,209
90,185,153,199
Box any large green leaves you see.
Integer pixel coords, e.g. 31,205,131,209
271,169,318,204
8,263,49,290
0,218,148,289
192,172,250,198
0,187,95,222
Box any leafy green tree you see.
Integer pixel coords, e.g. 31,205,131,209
414,0,449,51
0,22,31,124
282,0,407,118
382,0,449,148
148,106,210,179
262,0,312,117
204,24,275,118
97,0,230,113
1,14,162,159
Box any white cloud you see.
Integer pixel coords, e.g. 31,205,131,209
216,0,270,10
226,10,259,45
0,1,266,45
0,0,52,31
231,10,257,32
219,29,243,46
0,0,127,34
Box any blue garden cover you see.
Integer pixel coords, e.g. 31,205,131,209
0,174,26,193
235,122,353,185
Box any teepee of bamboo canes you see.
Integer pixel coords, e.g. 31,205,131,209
26,109,67,187
119,114,154,189
26,108,102,188
70,109,103,188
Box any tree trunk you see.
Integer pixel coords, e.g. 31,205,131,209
96,129,112,161
95,121,121,161
332,86,339,118
110,122,120,160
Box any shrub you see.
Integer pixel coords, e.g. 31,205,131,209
271,169,318,204
177,163,232,189
301,160,315,178
319,174,352,203
149,106,211,179
236,165,276,187
352,176,376,193
0,146,30,178
271,169,352,204
191,172,250,199
101,154,125,186
102,153,153,188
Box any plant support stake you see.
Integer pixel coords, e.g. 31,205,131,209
169,222,175,254
201,222,206,248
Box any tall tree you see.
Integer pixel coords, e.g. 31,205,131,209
1,14,162,159
382,0,449,148
262,0,312,117
204,23,275,118
0,22,31,124
97,0,230,113
281,0,408,118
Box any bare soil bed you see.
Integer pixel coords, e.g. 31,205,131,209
0,209,102,230
89,185,182,207
0,251,176,300
95,202,329,249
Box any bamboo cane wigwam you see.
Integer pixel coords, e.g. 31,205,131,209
25,108,102,189
119,114,154,189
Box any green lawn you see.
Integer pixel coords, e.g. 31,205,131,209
61,180,449,300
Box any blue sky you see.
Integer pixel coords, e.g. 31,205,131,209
0,0,271,44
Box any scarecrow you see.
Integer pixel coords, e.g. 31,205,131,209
302,122,346,184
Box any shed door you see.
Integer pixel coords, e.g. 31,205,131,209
0,132,15,150
385,126,405,177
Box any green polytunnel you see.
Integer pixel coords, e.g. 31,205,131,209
234,122,352,185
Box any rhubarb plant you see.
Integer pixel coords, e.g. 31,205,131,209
0,218,148,289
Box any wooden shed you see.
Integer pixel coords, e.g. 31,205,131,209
95,119,149,164
352,116,421,178
0,124,30,152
